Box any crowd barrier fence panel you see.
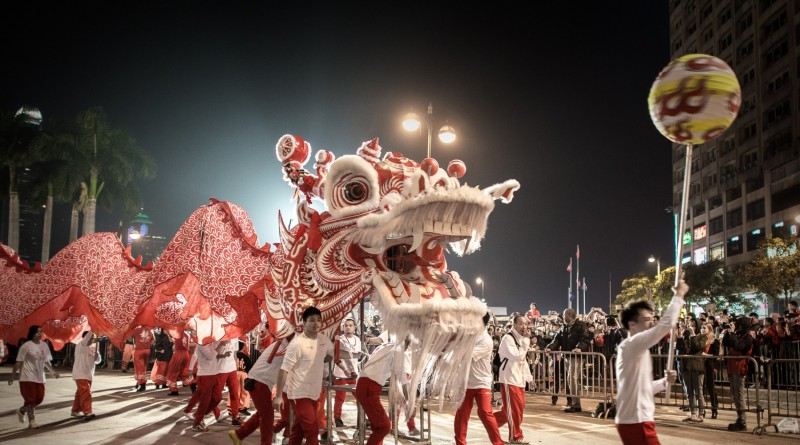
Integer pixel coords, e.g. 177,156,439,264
756,358,800,436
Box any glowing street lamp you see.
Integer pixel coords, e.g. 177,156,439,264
402,102,456,159
475,277,485,302
648,255,661,276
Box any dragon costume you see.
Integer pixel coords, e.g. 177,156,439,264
0,134,518,407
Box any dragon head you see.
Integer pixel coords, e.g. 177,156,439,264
270,134,519,404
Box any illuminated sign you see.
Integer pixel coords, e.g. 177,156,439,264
693,247,707,265
693,225,707,240
751,229,761,235
683,231,692,245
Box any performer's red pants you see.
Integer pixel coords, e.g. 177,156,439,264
493,383,525,441
133,349,150,384
616,422,661,445
20,381,45,408
71,379,93,414
274,392,290,431
355,378,390,445
334,378,356,419
121,344,134,370
150,358,169,385
227,370,250,412
234,380,273,445
219,370,240,417
193,374,222,426
288,397,319,445
454,388,504,445
316,387,327,429
166,350,191,391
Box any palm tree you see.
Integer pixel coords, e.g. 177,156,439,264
27,118,82,262
71,107,156,235
0,107,43,251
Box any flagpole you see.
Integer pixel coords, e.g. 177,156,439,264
568,258,573,310
576,244,580,314
582,277,586,315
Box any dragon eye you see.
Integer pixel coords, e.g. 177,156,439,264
343,181,367,203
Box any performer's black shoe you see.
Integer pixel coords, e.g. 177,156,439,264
551,396,558,406
137,383,146,392
564,406,582,413
334,418,344,428
167,391,180,396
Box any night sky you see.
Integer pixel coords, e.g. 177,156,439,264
2,2,676,314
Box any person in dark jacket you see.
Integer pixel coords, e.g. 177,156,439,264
151,328,173,389
701,323,721,419
679,326,707,423
546,308,589,413
722,316,756,431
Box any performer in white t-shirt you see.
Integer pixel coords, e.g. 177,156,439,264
454,312,504,445
229,334,291,445
7,325,60,429
71,330,102,420
615,278,686,445
273,307,334,445
333,318,362,427
493,314,532,444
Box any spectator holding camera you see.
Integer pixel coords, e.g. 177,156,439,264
722,316,756,432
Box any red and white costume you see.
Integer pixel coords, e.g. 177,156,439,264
232,337,289,444
217,339,240,419
190,341,222,428
355,340,399,445
71,331,101,415
334,333,362,421
494,328,530,443
132,326,153,386
166,330,193,392
454,330,503,445
615,295,683,444
281,331,334,445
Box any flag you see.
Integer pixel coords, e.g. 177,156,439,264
567,258,572,272
576,245,580,259
577,277,581,289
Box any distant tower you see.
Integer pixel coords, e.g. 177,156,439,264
126,210,152,245
126,209,168,265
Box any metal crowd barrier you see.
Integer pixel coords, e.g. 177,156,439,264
527,350,611,408
756,358,800,436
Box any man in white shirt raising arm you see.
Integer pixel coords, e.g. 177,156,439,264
615,277,688,444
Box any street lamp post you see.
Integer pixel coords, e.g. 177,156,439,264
648,255,661,276
475,277,485,302
402,102,456,160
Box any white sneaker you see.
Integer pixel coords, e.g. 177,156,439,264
29,420,39,429
216,410,230,422
70,411,84,418
183,411,194,421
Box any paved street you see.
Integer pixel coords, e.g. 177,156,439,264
0,368,796,444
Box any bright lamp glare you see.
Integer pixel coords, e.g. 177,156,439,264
475,277,482,284
402,112,421,132
438,125,456,143
129,230,141,240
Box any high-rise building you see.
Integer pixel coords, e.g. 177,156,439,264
669,0,800,268
16,167,43,264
